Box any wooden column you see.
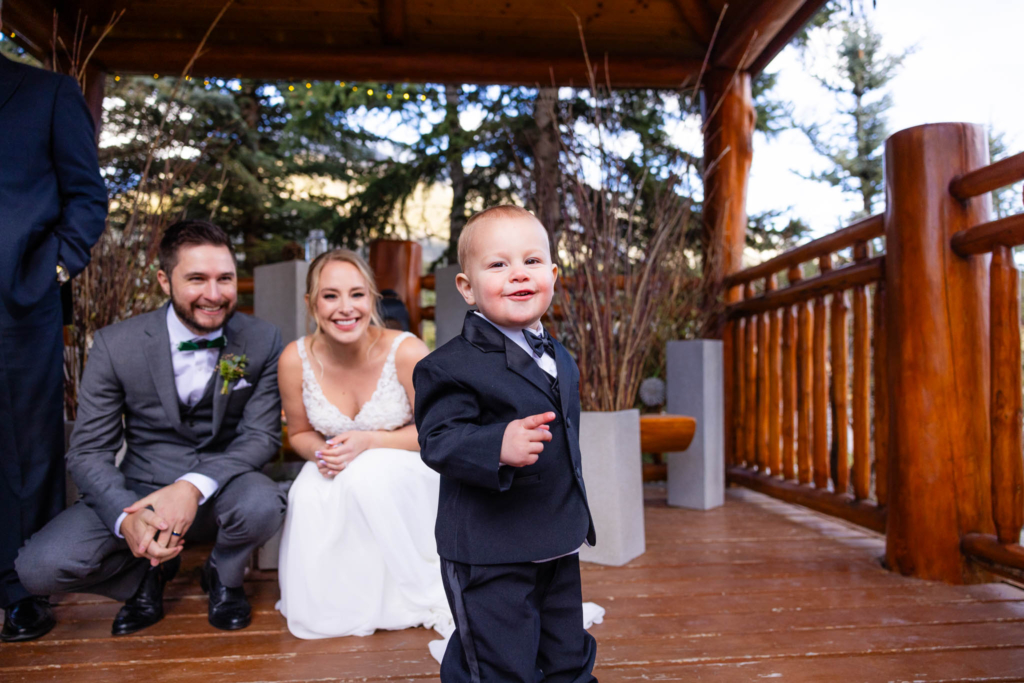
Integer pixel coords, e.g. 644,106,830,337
701,70,755,307
367,239,423,336
884,123,995,583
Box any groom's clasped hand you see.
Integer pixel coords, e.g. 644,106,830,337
121,480,204,566
500,412,556,468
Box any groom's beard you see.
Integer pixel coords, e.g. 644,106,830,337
170,291,237,335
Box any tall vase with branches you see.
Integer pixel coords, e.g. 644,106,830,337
56,3,235,419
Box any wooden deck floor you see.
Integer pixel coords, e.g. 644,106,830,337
3,486,1024,682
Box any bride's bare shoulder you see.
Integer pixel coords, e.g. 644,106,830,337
278,339,304,377
392,330,429,373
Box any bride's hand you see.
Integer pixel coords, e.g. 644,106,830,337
316,431,376,476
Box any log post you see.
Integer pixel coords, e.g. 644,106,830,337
367,239,423,336
701,70,755,315
884,123,995,583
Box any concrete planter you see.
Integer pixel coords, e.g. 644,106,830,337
578,408,646,566
666,340,724,510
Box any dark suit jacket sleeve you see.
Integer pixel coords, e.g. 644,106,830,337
66,330,140,533
414,359,515,492
51,75,108,278
192,327,284,485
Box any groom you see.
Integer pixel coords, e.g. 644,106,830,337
17,220,286,635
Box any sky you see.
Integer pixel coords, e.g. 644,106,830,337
748,0,1024,239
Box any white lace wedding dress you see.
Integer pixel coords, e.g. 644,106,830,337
276,332,453,641
276,331,605,661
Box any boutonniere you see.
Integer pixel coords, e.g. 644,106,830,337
218,354,248,394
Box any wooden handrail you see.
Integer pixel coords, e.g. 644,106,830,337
949,151,1024,201
420,273,435,291
950,213,1024,256
723,214,883,289
727,257,884,317
961,533,1024,581
726,467,887,533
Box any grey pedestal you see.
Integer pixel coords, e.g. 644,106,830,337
578,409,645,566
666,339,724,510
254,260,310,347
433,264,471,348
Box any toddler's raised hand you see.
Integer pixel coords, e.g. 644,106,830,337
500,412,556,467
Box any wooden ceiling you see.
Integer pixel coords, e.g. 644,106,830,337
3,0,826,87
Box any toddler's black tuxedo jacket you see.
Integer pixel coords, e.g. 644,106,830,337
414,312,596,565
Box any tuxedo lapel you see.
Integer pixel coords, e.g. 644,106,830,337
462,312,558,407
554,343,575,418
145,305,188,437
0,56,25,115
206,315,247,445
504,336,558,406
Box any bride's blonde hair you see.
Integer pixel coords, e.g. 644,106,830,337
305,249,385,348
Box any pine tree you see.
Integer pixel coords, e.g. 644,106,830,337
797,5,908,219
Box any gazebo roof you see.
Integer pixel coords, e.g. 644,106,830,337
5,0,825,87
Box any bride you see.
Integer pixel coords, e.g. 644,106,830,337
275,249,451,640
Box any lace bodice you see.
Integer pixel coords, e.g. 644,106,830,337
297,332,415,437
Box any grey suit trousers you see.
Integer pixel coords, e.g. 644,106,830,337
16,471,285,601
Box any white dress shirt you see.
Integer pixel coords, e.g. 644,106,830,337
112,307,223,537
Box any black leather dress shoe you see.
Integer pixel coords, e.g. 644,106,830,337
199,560,251,630
111,556,180,636
1,597,56,642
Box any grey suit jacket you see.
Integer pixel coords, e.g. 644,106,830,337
66,304,284,533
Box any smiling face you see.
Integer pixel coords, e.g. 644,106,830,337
455,215,557,330
157,244,237,334
309,260,376,344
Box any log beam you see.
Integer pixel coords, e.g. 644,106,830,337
712,0,809,70
88,40,706,87
669,0,717,46
701,70,755,307
883,123,995,584
379,0,406,46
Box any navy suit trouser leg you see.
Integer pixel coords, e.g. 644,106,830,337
0,286,65,607
440,555,597,683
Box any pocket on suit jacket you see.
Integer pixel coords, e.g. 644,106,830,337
510,473,542,488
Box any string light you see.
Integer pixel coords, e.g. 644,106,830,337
403,93,409,100
340,82,346,87
114,75,121,82
204,80,210,86
420,94,426,101
288,85,295,91
153,74,160,79
306,82,312,89
386,93,392,99
367,88,374,95
352,86,358,92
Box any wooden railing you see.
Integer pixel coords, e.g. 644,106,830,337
723,126,1024,586
949,151,1024,582
723,215,887,533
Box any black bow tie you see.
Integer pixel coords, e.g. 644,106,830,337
524,330,555,359
177,337,226,352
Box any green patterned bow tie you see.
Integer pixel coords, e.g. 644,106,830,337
177,337,226,352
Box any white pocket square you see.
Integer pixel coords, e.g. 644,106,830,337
233,378,252,391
